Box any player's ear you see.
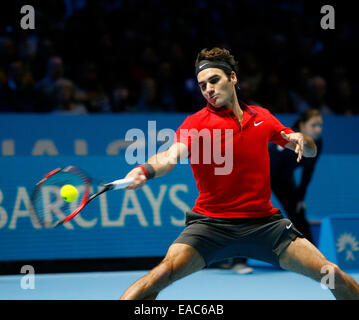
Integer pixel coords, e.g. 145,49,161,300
230,71,238,85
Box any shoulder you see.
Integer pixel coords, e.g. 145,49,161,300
178,106,209,128
190,106,210,119
247,105,273,117
248,105,285,128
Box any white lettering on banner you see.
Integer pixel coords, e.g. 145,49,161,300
99,190,115,227
0,189,8,228
2,184,190,229
118,190,148,226
74,212,97,228
169,184,189,226
2,139,15,156
141,185,167,226
31,140,59,155
74,139,88,155
73,185,97,228
9,187,41,229
100,189,149,227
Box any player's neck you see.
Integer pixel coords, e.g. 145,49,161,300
225,92,243,122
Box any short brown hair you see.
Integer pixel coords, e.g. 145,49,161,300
195,47,239,77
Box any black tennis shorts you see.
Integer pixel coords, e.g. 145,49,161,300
173,210,303,267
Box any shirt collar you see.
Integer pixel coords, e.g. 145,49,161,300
206,99,257,117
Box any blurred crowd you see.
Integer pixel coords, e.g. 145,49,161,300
0,0,357,114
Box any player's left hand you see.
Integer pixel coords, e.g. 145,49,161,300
281,131,304,162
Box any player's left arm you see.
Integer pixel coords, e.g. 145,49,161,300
280,131,317,162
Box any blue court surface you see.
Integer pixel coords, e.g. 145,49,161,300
2,265,358,300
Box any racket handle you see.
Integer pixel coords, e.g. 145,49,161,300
109,177,134,190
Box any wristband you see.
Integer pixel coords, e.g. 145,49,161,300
136,164,156,179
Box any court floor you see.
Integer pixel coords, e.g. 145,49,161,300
2,265,358,300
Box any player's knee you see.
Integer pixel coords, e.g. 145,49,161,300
319,261,345,284
327,262,344,280
322,261,340,275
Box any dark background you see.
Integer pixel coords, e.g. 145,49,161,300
0,0,357,115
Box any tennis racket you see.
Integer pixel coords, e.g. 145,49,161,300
31,166,134,228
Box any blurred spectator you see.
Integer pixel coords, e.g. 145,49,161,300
0,36,17,84
333,79,355,115
327,65,356,115
34,56,69,112
111,83,137,113
306,76,333,115
156,61,177,112
52,79,87,114
289,66,313,113
181,77,204,112
256,70,294,113
238,79,260,106
290,75,332,115
18,34,44,81
137,77,161,112
0,0,357,114
0,60,35,112
76,61,111,112
239,53,263,96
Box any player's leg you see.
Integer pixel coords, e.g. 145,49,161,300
120,243,205,300
279,237,359,299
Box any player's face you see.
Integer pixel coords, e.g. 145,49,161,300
300,115,323,140
197,68,237,108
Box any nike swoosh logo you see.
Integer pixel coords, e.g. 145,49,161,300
199,63,210,69
254,121,264,127
286,223,293,229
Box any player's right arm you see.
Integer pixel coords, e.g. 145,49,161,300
125,142,189,190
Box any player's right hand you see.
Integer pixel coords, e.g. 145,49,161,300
125,166,147,190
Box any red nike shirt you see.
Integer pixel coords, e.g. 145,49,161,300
175,102,294,218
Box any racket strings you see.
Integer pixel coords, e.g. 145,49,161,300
31,170,90,227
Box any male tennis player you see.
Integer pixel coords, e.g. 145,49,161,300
120,48,359,300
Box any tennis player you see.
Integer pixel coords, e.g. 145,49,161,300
120,48,359,300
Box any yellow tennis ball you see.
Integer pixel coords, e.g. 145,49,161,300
60,184,79,202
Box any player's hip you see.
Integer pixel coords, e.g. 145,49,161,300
173,209,303,266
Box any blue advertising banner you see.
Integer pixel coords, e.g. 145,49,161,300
1,154,359,262
1,114,359,156
1,114,359,262
0,114,186,157
319,215,359,270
